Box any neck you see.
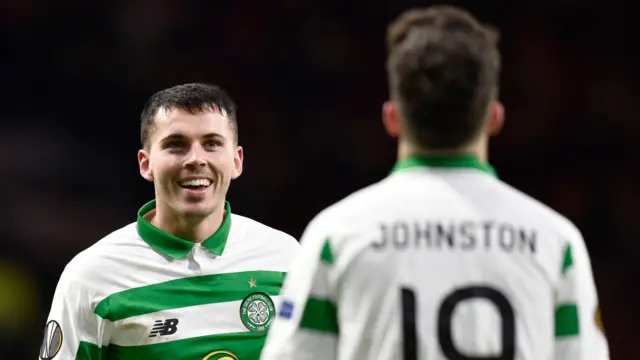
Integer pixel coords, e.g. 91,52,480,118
147,201,225,243
398,135,488,163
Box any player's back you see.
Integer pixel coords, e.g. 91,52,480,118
261,156,607,360
343,158,599,360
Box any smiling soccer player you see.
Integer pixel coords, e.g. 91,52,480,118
40,83,299,360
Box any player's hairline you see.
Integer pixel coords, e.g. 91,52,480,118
153,104,231,119
142,106,237,150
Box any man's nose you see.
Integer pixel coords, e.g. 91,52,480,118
184,146,206,167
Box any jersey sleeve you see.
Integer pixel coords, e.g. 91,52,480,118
39,265,111,360
260,218,399,360
554,232,610,360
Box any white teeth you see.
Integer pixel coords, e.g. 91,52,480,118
179,179,211,187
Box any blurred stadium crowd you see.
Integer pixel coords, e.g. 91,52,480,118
0,0,636,358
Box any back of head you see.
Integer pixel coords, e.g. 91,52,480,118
140,83,238,149
386,6,501,150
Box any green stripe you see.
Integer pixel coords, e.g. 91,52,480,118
555,304,579,337
95,271,285,321
392,155,498,178
320,239,334,264
76,341,108,359
561,243,574,275
105,332,265,360
300,297,339,334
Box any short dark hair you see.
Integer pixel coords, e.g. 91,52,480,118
386,6,501,150
140,83,238,149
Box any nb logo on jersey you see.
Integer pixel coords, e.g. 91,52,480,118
149,318,179,337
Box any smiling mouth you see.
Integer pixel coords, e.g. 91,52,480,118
178,178,212,190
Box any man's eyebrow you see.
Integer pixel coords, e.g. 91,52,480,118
159,133,227,142
159,133,187,142
202,132,227,139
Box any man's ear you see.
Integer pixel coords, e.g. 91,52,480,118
231,146,244,179
382,100,401,138
138,149,154,182
487,100,505,136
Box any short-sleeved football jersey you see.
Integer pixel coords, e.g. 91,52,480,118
261,156,609,360
40,200,299,360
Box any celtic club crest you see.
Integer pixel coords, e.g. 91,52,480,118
239,292,275,333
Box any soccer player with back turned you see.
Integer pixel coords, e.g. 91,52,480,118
39,83,299,360
261,6,609,360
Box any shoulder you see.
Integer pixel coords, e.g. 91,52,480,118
230,213,299,250
58,222,141,291
488,179,590,274
495,180,583,240
307,180,390,234
226,214,299,271
304,178,394,242
299,180,392,268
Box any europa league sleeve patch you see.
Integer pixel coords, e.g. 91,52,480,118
594,306,605,334
39,320,63,360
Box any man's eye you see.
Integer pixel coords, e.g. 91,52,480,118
205,140,220,148
166,141,185,149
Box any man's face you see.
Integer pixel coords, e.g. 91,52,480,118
138,107,243,219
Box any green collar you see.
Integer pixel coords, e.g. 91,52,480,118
392,155,498,178
136,200,232,259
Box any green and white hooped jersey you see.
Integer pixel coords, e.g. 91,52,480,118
261,156,609,360
40,200,299,360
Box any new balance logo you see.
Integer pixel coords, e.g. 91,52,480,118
149,318,179,337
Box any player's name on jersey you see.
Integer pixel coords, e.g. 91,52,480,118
371,220,536,254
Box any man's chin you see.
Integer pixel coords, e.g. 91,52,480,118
174,192,224,219
180,204,214,219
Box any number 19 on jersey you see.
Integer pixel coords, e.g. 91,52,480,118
402,285,516,360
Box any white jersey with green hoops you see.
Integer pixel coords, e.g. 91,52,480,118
39,200,299,360
261,156,609,360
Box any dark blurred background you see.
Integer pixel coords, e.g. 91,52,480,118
0,0,635,358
